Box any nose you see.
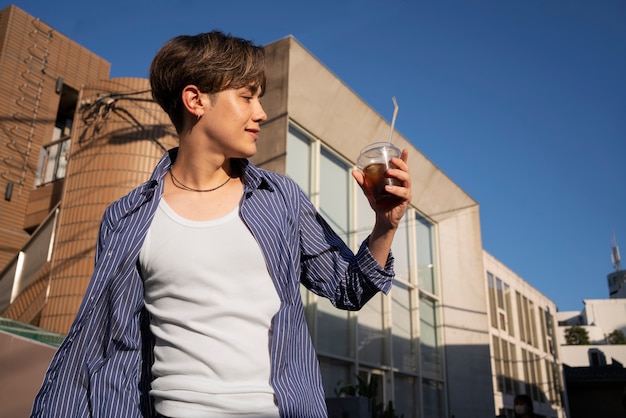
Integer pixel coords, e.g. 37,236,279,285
253,101,267,123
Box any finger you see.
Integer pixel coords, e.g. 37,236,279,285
390,155,409,172
386,166,411,186
351,169,364,187
385,183,411,199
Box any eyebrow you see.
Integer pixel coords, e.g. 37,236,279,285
248,84,260,94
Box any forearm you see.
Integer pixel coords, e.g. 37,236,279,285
368,216,397,268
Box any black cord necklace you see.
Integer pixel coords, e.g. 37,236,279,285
169,168,231,192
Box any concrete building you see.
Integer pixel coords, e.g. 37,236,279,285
555,238,626,418
0,5,497,417
557,299,626,418
484,251,567,418
557,299,626,366
556,236,626,368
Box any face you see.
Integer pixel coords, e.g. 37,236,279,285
198,85,267,158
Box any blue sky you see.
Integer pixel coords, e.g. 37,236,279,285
12,0,626,312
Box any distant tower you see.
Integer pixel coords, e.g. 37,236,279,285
612,233,622,271
608,233,626,298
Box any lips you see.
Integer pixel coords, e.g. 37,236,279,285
246,128,260,140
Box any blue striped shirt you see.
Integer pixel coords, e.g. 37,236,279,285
31,148,394,418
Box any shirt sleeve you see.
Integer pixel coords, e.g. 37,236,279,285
296,187,394,310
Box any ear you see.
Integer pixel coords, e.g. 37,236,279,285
181,85,205,119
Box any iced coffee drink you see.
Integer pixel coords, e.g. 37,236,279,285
356,142,401,203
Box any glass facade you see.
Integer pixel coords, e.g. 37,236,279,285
287,125,444,418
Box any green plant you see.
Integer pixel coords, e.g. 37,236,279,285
375,400,404,418
564,325,590,345
606,329,626,344
334,376,404,418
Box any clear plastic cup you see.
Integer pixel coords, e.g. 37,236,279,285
356,142,401,202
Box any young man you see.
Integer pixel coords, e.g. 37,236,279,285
513,394,535,418
31,31,411,417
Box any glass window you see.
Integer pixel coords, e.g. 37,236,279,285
392,281,416,372
522,296,533,346
422,378,444,418
319,357,352,398
357,292,385,365
391,214,411,283
522,349,531,396
529,301,538,348
539,307,548,353
510,341,519,395
36,138,71,186
286,126,312,196
416,214,435,294
550,361,562,406
36,83,78,187
57,138,70,178
358,369,384,411
316,297,350,357
394,373,418,418
503,341,512,395
355,180,374,249
492,335,503,392
487,272,498,328
319,147,351,242
537,354,546,402
531,353,539,401
496,277,504,310
505,283,515,337
419,295,442,378
516,292,526,342
545,359,555,402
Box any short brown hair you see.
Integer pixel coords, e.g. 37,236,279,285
149,31,266,133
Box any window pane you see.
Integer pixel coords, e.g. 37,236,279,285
319,147,350,242
422,378,444,418
492,335,503,392
56,139,70,179
358,292,385,365
286,126,311,196
516,292,526,342
496,277,504,310
487,272,498,328
391,214,411,283
529,301,538,348
419,296,442,378
505,283,515,337
510,342,519,395
416,215,435,294
394,373,418,418
317,297,350,357
392,282,416,372
356,186,373,251
522,349,531,395
319,357,352,399
43,144,59,184
523,297,532,346
35,148,47,186
503,341,512,394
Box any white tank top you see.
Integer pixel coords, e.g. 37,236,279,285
140,199,281,418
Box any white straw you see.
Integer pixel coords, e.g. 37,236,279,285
388,96,399,143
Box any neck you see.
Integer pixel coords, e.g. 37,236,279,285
171,146,233,182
